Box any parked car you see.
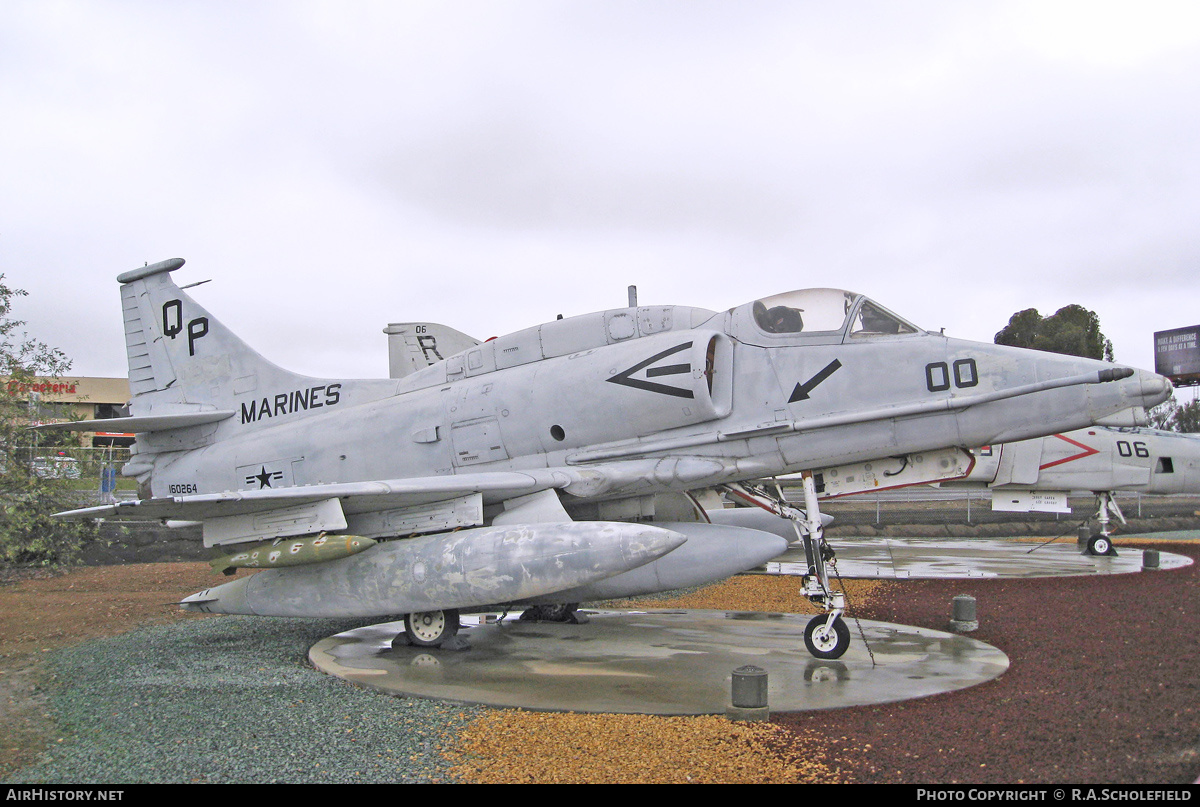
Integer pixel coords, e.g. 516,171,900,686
31,455,81,479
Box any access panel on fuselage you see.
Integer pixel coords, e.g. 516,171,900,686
443,382,512,468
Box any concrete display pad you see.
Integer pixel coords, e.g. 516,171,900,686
770,538,1194,579
310,609,1009,715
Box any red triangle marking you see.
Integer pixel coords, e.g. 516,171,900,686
1038,433,1101,470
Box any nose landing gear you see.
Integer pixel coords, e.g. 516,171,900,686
723,473,853,660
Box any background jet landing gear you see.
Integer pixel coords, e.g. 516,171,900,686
519,603,587,624
1085,534,1116,556
395,609,469,650
1081,491,1123,557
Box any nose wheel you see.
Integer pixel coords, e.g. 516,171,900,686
804,615,851,659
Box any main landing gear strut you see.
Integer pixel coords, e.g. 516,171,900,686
723,474,851,660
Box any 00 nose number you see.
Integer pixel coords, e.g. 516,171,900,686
925,359,978,392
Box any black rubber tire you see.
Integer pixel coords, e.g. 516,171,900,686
404,609,461,647
804,615,850,660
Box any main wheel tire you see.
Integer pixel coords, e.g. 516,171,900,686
1087,534,1112,556
404,609,460,647
804,615,850,660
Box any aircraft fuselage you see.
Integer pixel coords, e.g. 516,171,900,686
146,294,1167,513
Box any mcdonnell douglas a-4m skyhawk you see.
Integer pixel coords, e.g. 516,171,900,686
54,259,1171,659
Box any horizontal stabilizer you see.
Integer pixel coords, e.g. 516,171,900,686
33,411,236,434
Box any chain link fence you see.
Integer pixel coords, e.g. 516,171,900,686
16,446,134,503
787,485,1200,532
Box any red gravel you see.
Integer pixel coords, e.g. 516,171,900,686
773,542,1200,785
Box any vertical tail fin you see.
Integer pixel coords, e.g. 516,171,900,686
120,259,188,400
117,258,399,496
384,322,481,379
119,258,305,416
117,258,397,419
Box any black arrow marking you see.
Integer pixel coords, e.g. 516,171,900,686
607,342,695,399
789,359,842,403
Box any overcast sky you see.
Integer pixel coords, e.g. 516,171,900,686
3,1,1199,393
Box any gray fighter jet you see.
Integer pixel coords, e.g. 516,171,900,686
950,426,1200,555
53,259,1171,659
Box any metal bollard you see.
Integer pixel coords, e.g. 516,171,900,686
950,594,978,632
732,665,767,707
727,665,769,722
1143,549,1160,569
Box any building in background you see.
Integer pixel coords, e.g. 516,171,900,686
7,376,132,448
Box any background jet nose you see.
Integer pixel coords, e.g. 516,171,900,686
1137,370,1173,408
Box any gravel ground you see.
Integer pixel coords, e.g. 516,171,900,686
776,539,1200,785
2,538,1198,784
5,617,483,784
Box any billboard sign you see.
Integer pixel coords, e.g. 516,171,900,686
1154,325,1200,386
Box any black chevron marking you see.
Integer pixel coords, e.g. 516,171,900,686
606,342,694,399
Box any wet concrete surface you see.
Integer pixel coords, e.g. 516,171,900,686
310,609,1008,715
309,535,1192,716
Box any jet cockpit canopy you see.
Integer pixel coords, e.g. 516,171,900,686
730,289,922,346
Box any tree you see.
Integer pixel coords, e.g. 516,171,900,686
1179,400,1200,433
0,276,98,565
995,304,1114,362
1147,397,1200,433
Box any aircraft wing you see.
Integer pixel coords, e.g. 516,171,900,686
54,469,584,522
